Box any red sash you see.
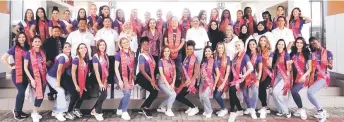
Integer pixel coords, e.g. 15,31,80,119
167,28,181,59
22,21,32,46
220,18,230,32
52,19,60,27
234,18,245,35
292,53,308,87
157,18,164,33
289,18,301,39
91,15,97,26
230,52,245,91
176,54,197,94
217,56,229,92
261,50,272,81
201,58,214,95
179,19,191,33
248,16,254,35
15,46,26,83
30,49,47,99
272,51,291,96
143,53,156,85
130,18,142,37
309,48,330,87
77,58,88,97
39,20,48,42
162,58,175,85
245,53,257,87
120,50,135,89
95,54,109,84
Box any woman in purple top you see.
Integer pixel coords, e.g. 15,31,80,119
243,39,262,119
91,40,109,121
228,41,253,122
88,4,99,35
46,42,71,121
61,10,72,37
288,7,311,39
67,8,87,33
32,7,49,43
136,37,159,118
23,36,47,122
1,32,30,120
93,5,113,34
48,6,66,37
113,9,125,33
12,9,35,41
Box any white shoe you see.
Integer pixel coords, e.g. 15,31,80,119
228,112,237,122
249,109,257,119
94,113,104,121
216,110,220,115
276,112,283,116
64,112,75,120
293,108,302,117
72,109,82,118
31,113,41,122
121,112,131,120
51,111,57,117
300,109,307,120
259,108,267,119
243,108,250,115
236,110,244,116
116,109,123,116
285,113,291,118
217,109,228,117
185,107,192,114
205,112,212,118
187,107,199,116
157,107,167,113
258,108,271,113
165,109,175,117
55,113,66,121
202,112,206,116
317,109,327,122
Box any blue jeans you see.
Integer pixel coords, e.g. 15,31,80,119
291,82,303,108
11,70,28,112
158,81,176,109
243,85,259,109
307,79,326,110
213,87,225,109
118,89,131,112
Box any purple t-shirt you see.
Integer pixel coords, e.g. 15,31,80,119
47,56,66,77
92,55,108,77
215,56,231,68
232,54,250,72
17,20,34,31
138,55,152,73
314,50,333,68
289,19,306,38
71,19,79,31
113,19,125,32
201,59,218,78
88,16,99,27
48,20,68,34
7,46,28,62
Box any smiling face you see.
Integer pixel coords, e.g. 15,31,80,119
237,10,243,19
277,17,285,27
192,17,200,28
211,9,218,18
90,4,97,16
52,27,61,37
295,39,304,50
183,9,190,18
156,10,162,19
223,11,230,18
32,38,42,48
78,44,88,57
64,11,70,20
249,40,257,51
102,7,110,16
52,10,59,19
163,47,171,58
131,9,138,19
149,19,156,29
186,45,194,56
292,8,300,18
277,6,285,16
225,26,234,36
26,10,33,20
144,12,151,21
235,41,244,52
99,42,106,52
204,48,212,58
120,38,130,49
210,22,217,30
241,26,248,34
257,23,265,31
103,18,112,28
18,34,26,45
37,9,44,18
141,41,149,52
277,40,285,51
216,43,225,55
63,43,71,54
79,9,86,18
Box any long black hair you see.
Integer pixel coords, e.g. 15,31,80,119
77,8,87,21
246,39,258,57
99,5,110,18
198,10,207,21
35,7,48,35
243,7,252,19
272,39,287,68
24,9,34,22
15,32,30,50
220,9,231,23
290,37,310,61
289,7,303,25
201,46,212,64
262,11,272,22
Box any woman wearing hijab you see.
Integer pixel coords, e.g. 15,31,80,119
208,20,224,51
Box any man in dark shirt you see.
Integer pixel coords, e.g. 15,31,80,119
43,26,66,101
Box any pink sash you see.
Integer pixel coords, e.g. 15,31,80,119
289,18,301,39
230,52,245,91
162,59,175,85
120,50,135,89
167,28,181,59
309,48,330,87
201,58,214,95
292,53,308,87
217,56,229,92
77,58,88,97
272,51,291,96
245,53,257,87
30,49,47,99
176,54,197,94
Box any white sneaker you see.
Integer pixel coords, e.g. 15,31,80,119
51,111,57,117
121,112,131,120
94,113,104,121
165,109,175,117
243,108,250,115
202,112,206,116
157,107,167,113
64,112,75,120
285,113,291,118
236,110,244,116
217,109,228,117
187,107,199,116
300,109,307,120
259,108,267,119
116,109,123,116
258,108,271,113
293,108,302,117
31,113,41,122
72,109,82,118
317,110,327,122
55,113,66,121
228,112,237,122
185,107,192,114
205,112,212,118
249,109,257,119
216,110,220,115
276,112,283,116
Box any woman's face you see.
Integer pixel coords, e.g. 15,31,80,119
257,24,265,31
183,9,190,18
90,5,97,15
259,37,267,47
192,18,200,27
64,11,70,19
292,9,300,18
241,26,248,34
211,9,218,17
237,11,243,19
79,45,88,56
223,11,230,18
145,12,151,21
149,19,156,29
32,38,42,48
201,12,207,19
79,10,86,18
163,48,170,58
156,11,162,19
27,10,33,19
186,46,194,56
131,10,138,19
141,41,149,52
246,8,252,15
277,17,285,27
210,22,217,30
52,11,59,19
63,44,71,53
204,48,212,58
295,39,304,49
277,7,284,16
99,42,106,52
37,9,44,18
118,10,124,18
102,7,109,16
216,44,225,54
235,42,243,52
18,34,26,45
121,39,130,49
277,41,285,51
249,41,257,51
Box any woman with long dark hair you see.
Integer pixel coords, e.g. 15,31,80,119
67,8,88,33
228,41,253,122
48,6,65,37
12,9,35,45
113,9,125,33
93,5,113,33
219,9,233,32
262,11,273,32
23,36,47,122
208,20,224,51
289,7,311,39
32,7,49,43
243,7,257,35
289,37,311,120
238,25,254,50
233,10,245,35
198,10,208,31
1,32,30,120
243,39,262,119
271,39,292,118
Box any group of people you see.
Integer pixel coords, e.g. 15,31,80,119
1,3,333,122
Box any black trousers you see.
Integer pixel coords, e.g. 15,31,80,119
229,84,243,112
92,89,107,113
259,76,271,107
137,73,158,108
61,75,84,112
176,87,195,108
